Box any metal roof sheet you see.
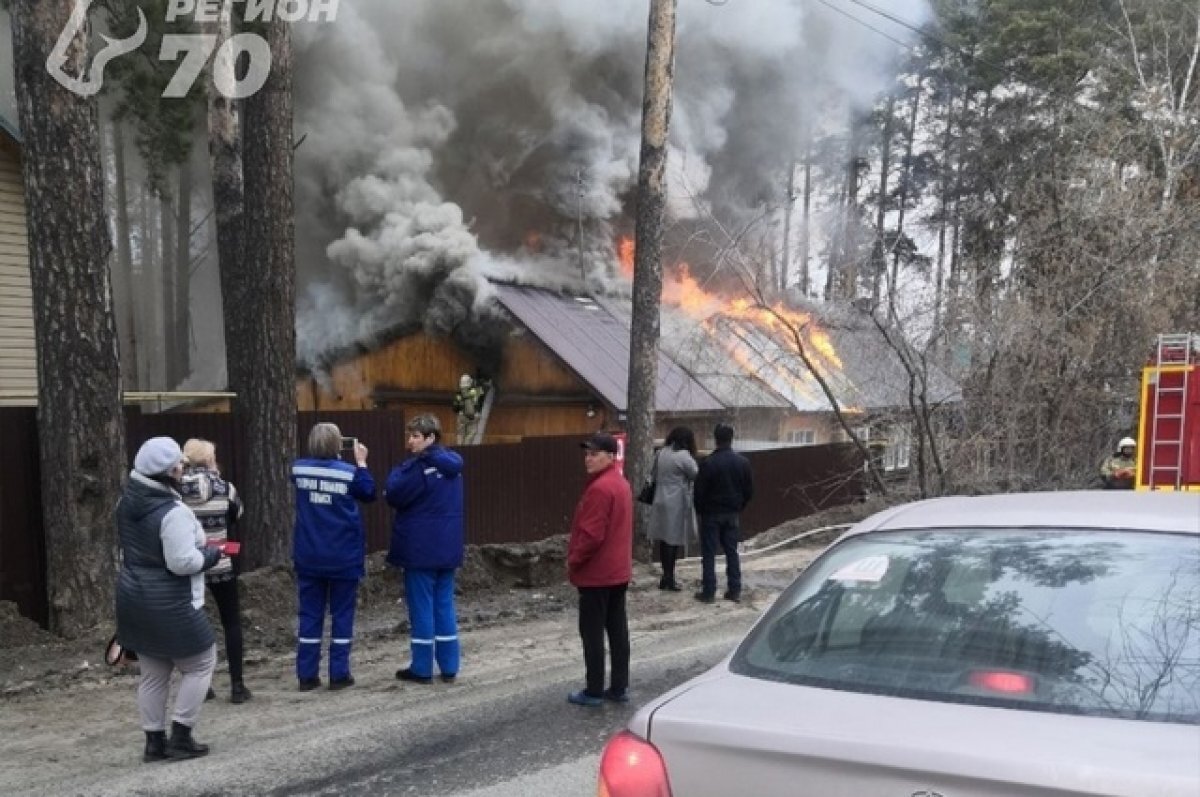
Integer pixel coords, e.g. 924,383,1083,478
491,284,724,414
603,297,791,410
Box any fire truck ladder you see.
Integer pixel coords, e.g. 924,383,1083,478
1147,333,1196,489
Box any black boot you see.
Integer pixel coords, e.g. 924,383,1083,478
143,730,168,763
165,721,210,760
230,681,253,704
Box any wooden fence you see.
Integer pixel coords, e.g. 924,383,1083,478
0,407,864,626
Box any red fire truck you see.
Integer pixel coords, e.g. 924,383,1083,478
1134,333,1200,491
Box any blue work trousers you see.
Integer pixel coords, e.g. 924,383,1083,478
404,568,460,679
296,575,359,682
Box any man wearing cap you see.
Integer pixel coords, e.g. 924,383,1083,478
115,436,226,762
566,432,633,707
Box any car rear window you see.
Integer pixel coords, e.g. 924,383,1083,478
731,528,1200,724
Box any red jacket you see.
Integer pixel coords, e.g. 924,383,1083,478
567,464,633,587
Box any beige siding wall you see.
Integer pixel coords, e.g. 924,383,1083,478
0,147,35,405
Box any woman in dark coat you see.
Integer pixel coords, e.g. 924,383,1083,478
116,437,226,762
648,426,698,591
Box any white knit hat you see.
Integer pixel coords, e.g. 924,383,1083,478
134,437,183,476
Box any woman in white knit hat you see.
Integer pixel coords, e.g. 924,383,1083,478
114,436,227,762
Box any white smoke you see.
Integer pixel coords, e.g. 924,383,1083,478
292,0,931,368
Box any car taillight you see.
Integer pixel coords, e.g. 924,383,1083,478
969,669,1035,694
597,730,673,797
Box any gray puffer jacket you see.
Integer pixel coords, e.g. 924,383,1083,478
115,471,218,659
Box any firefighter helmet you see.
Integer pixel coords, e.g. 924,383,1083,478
1118,437,1136,449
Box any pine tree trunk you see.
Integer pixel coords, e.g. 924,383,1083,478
891,75,923,321
626,0,678,551
174,157,192,379
840,112,864,301
207,10,244,394
237,14,297,569
159,184,176,387
780,156,795,293
870,95,895,310
111,119,139,388
138,182,159,387
10,0,126,637
799,132,812,297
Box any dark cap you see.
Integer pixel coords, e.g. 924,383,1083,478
580,432,619,454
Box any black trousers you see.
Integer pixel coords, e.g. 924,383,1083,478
699,513,742,597
658,541,681,585
577,584,630,698
207,577,245,683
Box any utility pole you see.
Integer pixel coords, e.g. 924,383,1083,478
626,0,678,551
576,167,586,283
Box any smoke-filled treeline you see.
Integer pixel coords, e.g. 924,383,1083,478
30,0,1198,495
772,0,1200,492
288,0,929,371
64,0,927,389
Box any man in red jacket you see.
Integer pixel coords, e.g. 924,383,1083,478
566,432,633,707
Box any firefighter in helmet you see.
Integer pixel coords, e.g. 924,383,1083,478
452,374,489,445
1100,437,1137,489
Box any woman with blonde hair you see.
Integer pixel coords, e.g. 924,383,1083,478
180,438,250,704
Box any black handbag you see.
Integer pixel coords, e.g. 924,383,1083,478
637,479,656,505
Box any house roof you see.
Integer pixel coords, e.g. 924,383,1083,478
600,297,792,411
602,293,961,415
490,283,724,415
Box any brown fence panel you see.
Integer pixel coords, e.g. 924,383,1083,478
0,407,47,626
459,435,588,546
739,443,864,537
9,409,864,627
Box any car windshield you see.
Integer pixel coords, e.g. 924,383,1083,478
732,528,1200,724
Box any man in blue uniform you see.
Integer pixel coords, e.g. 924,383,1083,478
291,423,376,690
386,414,465,684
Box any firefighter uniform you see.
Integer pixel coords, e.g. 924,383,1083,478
453,376,489,445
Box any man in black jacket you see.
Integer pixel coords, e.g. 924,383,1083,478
693,423,754,603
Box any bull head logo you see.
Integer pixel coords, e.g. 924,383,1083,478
46,0,148,98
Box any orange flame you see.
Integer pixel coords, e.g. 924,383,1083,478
618,237,635,278
616,236,843,374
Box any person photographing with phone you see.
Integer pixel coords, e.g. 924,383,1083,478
290,423,377,691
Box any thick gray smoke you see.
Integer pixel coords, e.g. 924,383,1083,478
292,0,929,370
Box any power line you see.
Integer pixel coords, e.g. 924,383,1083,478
832,0,1011,76
844,0,928,38
813,0,911,48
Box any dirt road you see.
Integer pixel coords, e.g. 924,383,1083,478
0,543,826,797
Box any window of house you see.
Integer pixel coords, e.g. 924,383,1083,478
787,429,816,446
883,425,912,471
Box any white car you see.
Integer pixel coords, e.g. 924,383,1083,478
597,491,1200,797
